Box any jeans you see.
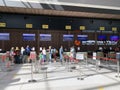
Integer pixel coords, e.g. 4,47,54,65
60,54,63,62
43,55,46,62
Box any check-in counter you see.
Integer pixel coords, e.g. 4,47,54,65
108,52,116,59
96,52,104,59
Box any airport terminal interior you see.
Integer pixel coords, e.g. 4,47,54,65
0,0,120,90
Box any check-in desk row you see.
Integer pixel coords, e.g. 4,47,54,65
96,52,117,59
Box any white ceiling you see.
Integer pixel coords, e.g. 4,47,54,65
0,0,120,10
0,0,120,19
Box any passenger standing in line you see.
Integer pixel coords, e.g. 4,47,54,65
25,45,31,55
48,46,52,63
22,49,27,63
70,46,76,62
29,47,38,72
20,47,25,55
14,47,20,64
39,51,43,64
25,45,31,63
20,46,25,63
42,47,47,62
10,47,15,65
59,45,63,64
70,46,76,58
103,47,109,57
53,47,57,62
39,47,42,52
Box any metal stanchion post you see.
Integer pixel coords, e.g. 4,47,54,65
93,52,98,70
115,60,120,78
85,57,87,67
105,54,107,65
85,53,88,67
28,51,37,82
76,53,84,80
69,57,73,72
28,61,37,82
65,57,67,69
45,69,47,78
68,58,70,72
65,58,68,70
77,60,84,80
96,59,98,70
41,66,48,79
115,53,120,78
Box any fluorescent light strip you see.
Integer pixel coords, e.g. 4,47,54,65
8,0,120,10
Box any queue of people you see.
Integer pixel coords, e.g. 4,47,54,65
8,45,64,64
7,45,119,65
9,45,31,64
1,45,78,65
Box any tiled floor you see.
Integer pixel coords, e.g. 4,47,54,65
0,61,120,90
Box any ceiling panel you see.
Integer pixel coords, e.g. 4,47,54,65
5,0,26,7
4,0,120,10
0,0,120,19
60,0,120,8
30,2,43,9
0,0,4,6
0,6,120,19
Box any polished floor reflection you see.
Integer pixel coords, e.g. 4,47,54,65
0,61,120,90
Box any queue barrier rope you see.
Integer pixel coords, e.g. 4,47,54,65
64,53,117,63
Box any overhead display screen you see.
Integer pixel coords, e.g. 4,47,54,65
77,35,88,41
97,35,107,41
40,34,51,41
22,33,35,41
63,34,74,41
0,33,10,40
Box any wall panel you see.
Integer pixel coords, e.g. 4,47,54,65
0,29,118,53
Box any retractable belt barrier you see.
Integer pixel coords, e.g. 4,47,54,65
90,53,119,78
88,54,117,62
63,54,85,80
64,53,120,79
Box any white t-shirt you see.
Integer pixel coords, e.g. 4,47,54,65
42,49,46,55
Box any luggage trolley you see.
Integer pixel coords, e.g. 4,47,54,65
76,52,85,80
